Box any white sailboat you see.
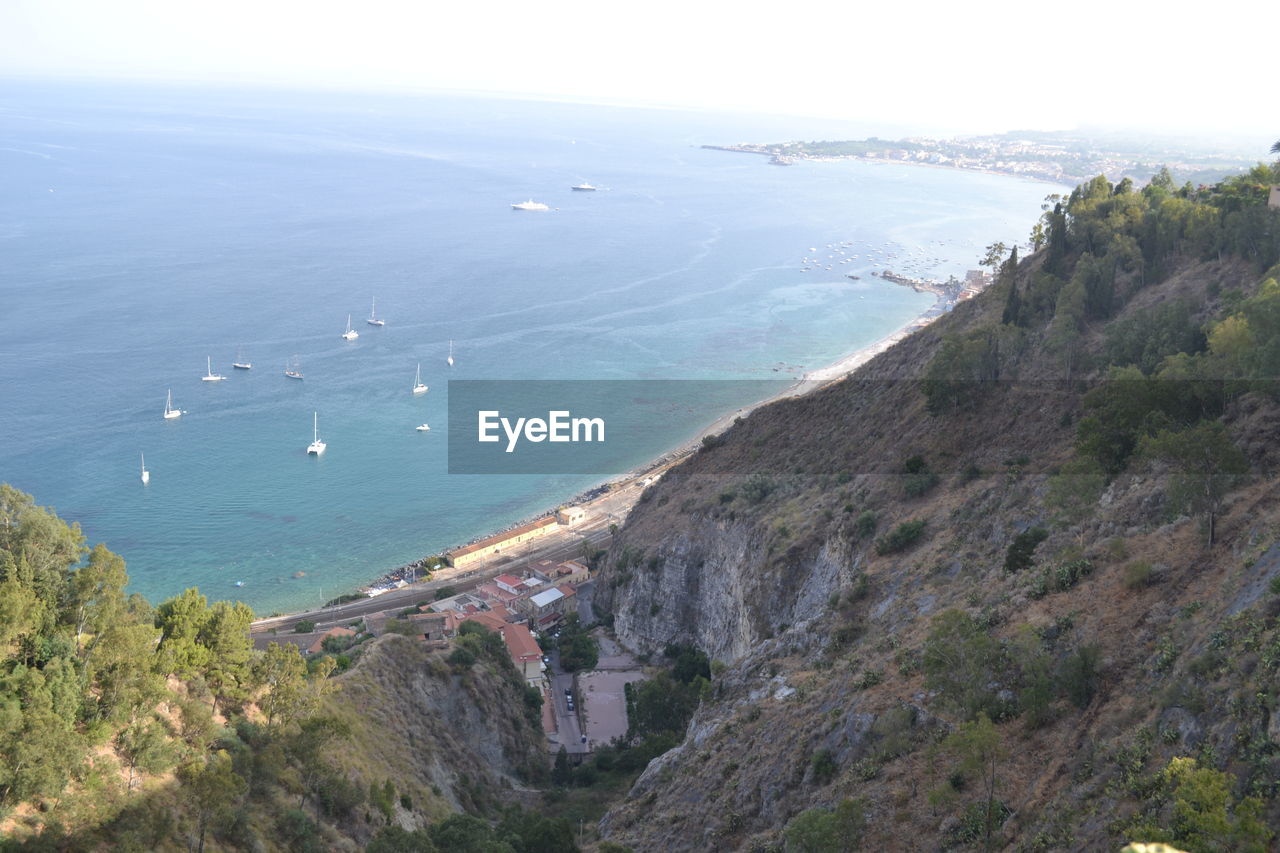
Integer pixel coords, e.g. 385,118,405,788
284,356,303,380
447,340,454,367
416,423,431,432
367,297,385,326
233,347,252,369
163,389,184,419
307,412,326,455
412,363,428,395
342,315,358,341
202,356,225,381
140,452,150,484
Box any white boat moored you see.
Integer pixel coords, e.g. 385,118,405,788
307,412,326,455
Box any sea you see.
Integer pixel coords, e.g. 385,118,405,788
0,81,1062,615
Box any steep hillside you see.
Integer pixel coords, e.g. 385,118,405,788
593,170,1280,851
322,633,547,831
0,490,550,852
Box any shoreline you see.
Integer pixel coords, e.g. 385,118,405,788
316,282,949,617
702,144,1073,188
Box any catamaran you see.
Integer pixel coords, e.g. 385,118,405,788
447,340,454,367
367,297,385,326
163,389,184,419
342,315,358,341
202,356,225,381
140,452,150,484
412,363,428,395
307,412,326,455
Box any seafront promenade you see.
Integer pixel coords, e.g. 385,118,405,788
249,465,645,633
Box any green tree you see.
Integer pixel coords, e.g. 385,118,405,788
368,826,440,852
1140,420,1249,547
552,745,572,786
177,751,247,853
199,599,255,712
1000,246,1022,326
255,641,325,727
155,588,212,677
288,715,352,812
117,716,176,791
1003,527,1048,573
922,610,1002,721
940,713,1006,853
1129,757,1272,852
0,484,86,611
68,543,128,652
429,813,515,852
1010,627,1054,729
782,798,865,852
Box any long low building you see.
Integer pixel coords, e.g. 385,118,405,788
446,516,559,569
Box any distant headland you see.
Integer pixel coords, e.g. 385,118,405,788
704,129,1261,187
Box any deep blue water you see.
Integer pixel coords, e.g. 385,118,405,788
0,82,1060,613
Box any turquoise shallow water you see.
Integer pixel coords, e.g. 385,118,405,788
0,82,1060,613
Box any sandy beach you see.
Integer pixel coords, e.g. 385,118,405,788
265,291,946,624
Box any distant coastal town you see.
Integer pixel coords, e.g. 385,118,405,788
704,129,1261,186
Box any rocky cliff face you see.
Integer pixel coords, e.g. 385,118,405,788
608,517,857,663
591,252,1280,850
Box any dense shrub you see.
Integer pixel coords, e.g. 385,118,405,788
810,748,838,785
875,520,926,555
1003,527,1048,573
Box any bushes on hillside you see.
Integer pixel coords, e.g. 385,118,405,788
875,520,926,555
1003,527,1048,573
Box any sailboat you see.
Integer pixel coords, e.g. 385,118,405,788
412,363,428,395
367,297,385,326
284,356,303,380
341,315,359,341
140,452,150,484
202,356,225,381
163,389,184,419
307,412,326,455
233,347,252,369
447,340,454,367
416,423,431,432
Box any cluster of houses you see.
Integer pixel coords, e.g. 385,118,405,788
262,558,590,691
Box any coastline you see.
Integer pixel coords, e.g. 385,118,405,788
333,283,948,614
702,143,1073,187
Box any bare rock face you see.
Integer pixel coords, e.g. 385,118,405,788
608,519,854,664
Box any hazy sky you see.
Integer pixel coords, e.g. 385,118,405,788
1,0,1272,140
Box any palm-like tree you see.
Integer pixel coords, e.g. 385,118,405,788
1272,139,1280,155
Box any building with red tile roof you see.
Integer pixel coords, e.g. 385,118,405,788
306,626,356,655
